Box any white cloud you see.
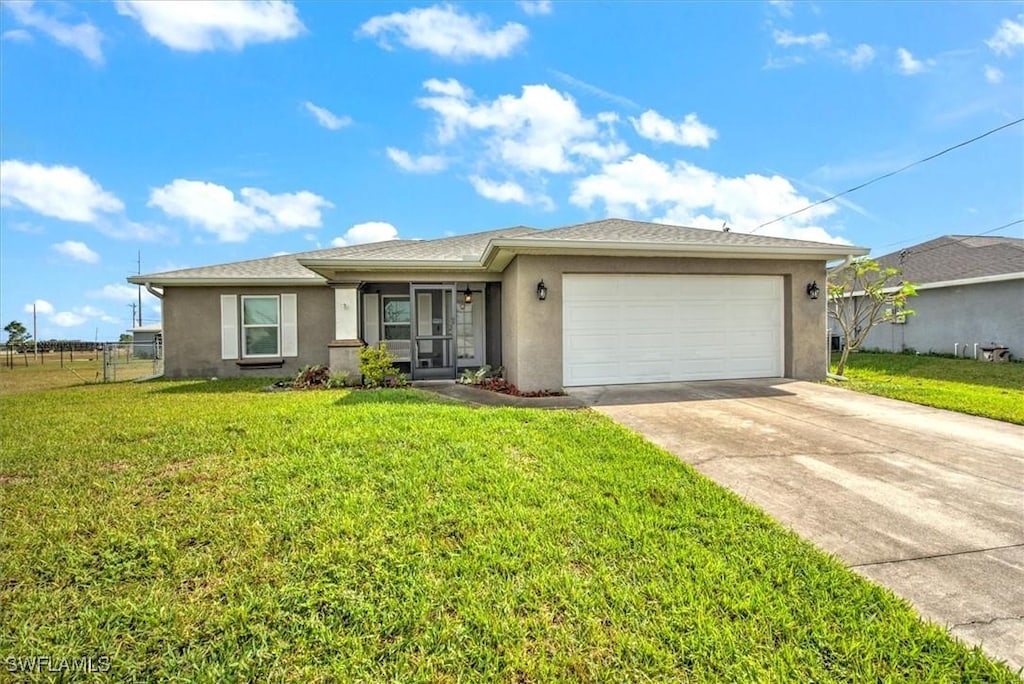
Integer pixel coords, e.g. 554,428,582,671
763,54,806,70
52,240,100,264
773,29,830,49
148,179,332,242
570,153,847,244
239,187,331,228
842,44,875,70
473,176,527,203
358,4,528,60
984,65,1005,84
2,28,33,42
304,101,351,130
386,147,448,173
768,1,794,18
896,47,931,75
87,285,161,323
4,0,104,63
423,77,471,98
331,221,399,246
115,0,304,52
97,220,170,242
986,16,1024,56
416,79,625,173
51,311,87,327
88,284,142,303
0,160,124,223
630,110,718,148
72,305,119,324
518,1,552,16
24,299,54,315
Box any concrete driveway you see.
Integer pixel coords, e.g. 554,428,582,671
571,379,1024,671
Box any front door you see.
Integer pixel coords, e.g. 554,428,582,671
411,285,455,379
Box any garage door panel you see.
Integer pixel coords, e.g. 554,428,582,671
563,275,783,386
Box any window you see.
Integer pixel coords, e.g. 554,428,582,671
242,295,280,357
381,296,411,341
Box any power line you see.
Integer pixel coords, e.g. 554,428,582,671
896,218,1023,258
877,217,1024,251
752,116,1024,233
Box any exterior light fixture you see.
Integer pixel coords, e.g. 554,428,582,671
462,286,473,305
806,281,821,300
536,280,548,301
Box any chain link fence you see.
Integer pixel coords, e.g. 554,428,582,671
1,340,163,394
101,341,163,382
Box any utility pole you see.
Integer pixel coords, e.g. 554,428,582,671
128,302,137,330
137,250,143,327
32,302,38,359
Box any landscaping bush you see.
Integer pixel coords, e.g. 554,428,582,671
359,343,406,388
293,364,332,389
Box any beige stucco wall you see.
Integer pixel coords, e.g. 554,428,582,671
163,286,334,379
501,254,827,392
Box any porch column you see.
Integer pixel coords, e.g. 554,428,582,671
328,282,362,384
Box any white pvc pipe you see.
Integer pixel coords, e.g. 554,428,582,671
954,343,959,357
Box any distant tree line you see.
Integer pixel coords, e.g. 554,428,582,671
3,319,130,352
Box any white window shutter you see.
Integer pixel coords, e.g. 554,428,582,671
281,293,298,357
220,295,238,360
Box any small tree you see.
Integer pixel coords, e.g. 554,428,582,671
828,258,917,376
118,333,133,344
4,320,30,348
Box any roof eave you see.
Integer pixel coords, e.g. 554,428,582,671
297,258,488,277
128,276,325,287
846,270,1024,296
480,238,869,270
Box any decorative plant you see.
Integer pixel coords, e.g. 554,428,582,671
293,364,331,389
458,364,496,385
359,343,403,388
828,258,918,376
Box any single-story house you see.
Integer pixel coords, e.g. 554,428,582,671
128,325,163,359
837,235,1024,358
128,219,867,391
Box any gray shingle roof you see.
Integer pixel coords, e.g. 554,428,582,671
132,219,862,283
529,218,854,250
874,235,1024,285
130,227,537,282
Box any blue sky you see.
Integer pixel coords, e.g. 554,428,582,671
1,0,1022,341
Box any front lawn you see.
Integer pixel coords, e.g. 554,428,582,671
1,380,1015,680
832,352,1024,425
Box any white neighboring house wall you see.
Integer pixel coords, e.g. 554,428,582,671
853,276,1024,358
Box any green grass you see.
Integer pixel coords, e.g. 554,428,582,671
832,352,1024,425
1,380,1016,681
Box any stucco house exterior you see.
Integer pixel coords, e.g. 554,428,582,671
839,235,1024,359
129,219,867,391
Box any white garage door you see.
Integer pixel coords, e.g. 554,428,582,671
563,274,783,386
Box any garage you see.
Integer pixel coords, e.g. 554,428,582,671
562,274,783,386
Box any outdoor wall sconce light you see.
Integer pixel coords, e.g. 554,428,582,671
462,286,474,305
806,281,821,300
536,280,548,301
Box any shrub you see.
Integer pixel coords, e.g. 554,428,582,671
458,364,498,385
293,364,331,389
359,343,404,388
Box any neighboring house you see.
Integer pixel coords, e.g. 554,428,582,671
836,235,1024,358
128,219,866,391
129,325,163,359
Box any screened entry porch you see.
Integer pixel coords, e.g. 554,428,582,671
359,282,500,380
